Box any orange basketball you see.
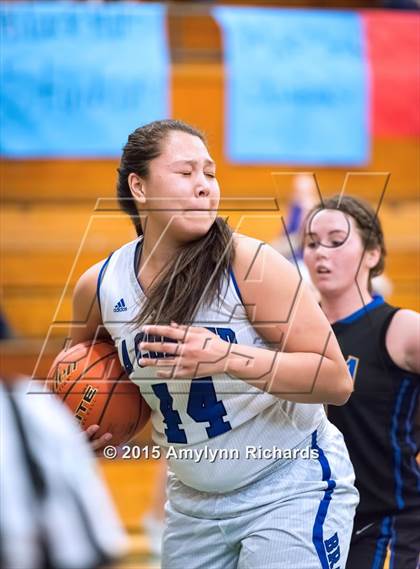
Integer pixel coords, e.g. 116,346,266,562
47,340,150,446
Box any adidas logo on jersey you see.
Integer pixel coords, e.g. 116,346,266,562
113,298,127,312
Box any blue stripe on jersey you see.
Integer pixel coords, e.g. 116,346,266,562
133,239,147,295
388,516,397,569
391,378,411,510
371,516,392,569
311,430,337,569
229,267,244,304
335,295,384,325
406,386,420,491
96,253,114,316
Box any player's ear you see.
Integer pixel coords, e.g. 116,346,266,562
128,173,146,204
365,247,381,269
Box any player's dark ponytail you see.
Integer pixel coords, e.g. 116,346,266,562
117,119,235,325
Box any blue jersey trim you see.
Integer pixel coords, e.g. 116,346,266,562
391,378,411,510
371,516,392,569
335,295,384,325
406,386,420,491
311,430,337,569
133,238,148,295
229,267,244,304
96,253,114,317
388,517,397,569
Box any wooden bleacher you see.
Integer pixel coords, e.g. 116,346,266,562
1,200,418,340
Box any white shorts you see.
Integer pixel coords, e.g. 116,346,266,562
162,421,359,569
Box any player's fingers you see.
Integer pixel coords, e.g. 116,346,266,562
85,424,100,440
139,341,180,355
139,357,178,367
156,370,171,378
139,357,157,367
157,358,178,367
170,321,188,331
91,432,112,451
142,324,185,341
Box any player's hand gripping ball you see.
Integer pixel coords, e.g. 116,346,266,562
46,340,151,446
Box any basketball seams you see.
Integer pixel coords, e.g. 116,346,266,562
60,352,117,402
95,370,126,430
55,339,113,363
48,340,116,399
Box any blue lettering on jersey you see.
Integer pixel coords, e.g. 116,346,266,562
206,327,237,344
152,383,187,444
346,355,359,381
135,331,177,364
187,376,232,438
160,327,237,442
120,332,177,375
121,327,237,444
121,339,133,375
324,532,341,568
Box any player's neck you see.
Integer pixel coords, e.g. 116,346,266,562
140,231,181,276
320,286,374,324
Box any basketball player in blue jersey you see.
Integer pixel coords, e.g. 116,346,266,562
303,195,420,569
71,120,359,568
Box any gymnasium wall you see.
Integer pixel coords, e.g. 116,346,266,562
1,5,418,376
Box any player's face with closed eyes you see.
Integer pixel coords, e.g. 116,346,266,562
143,130,220,243
303,209,373,296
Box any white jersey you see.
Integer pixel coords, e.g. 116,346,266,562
99,236,327,492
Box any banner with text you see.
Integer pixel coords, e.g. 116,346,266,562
0,2,168,157
214,7,369,165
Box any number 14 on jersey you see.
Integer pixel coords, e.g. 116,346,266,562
120,327,238,444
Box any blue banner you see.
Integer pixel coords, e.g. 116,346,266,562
213,7,369,165
0,2,168,157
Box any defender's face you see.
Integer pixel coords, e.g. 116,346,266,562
303,209,372,297
143,131,220,243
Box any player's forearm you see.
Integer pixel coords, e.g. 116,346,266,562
225,344,352,405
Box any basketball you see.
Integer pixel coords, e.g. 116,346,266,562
47,340,151,446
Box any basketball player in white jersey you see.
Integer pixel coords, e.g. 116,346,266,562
71,120,359,569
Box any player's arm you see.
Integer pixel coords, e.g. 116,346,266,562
70,261,111,346
70,261,113,450
386,309,420,374
228,234,352,405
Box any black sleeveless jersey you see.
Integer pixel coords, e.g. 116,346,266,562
329,296,420,520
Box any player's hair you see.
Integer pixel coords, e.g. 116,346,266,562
117,119,234,325
307,195,386,291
